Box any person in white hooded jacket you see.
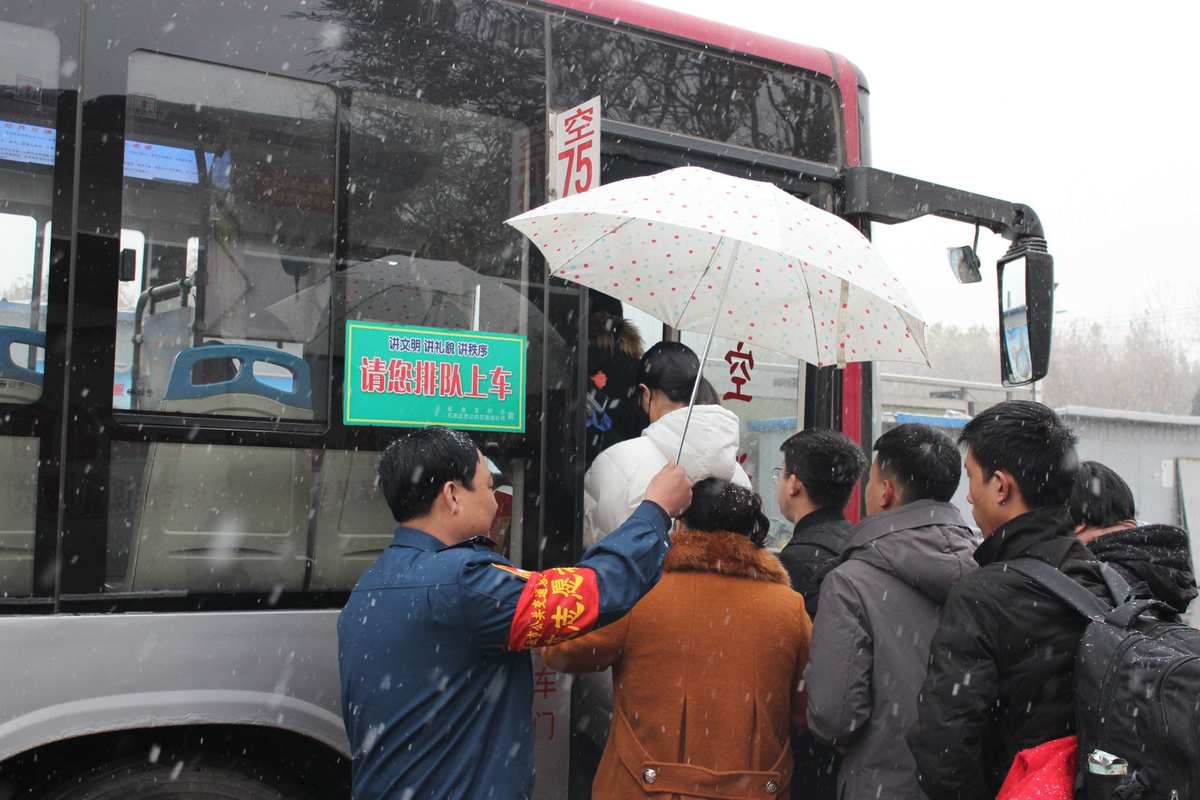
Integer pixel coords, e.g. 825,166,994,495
583,341,751,549
568,342,752,793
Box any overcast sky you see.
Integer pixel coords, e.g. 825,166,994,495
643,1,1200,339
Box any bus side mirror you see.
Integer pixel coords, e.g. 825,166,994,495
119,248,137,282
997,247,1053,387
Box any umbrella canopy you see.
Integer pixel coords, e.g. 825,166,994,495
506,166,928,368
265,256,483,339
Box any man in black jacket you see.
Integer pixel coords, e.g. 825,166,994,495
908,401,1106,800
776,428,867,800
1068,460,1198,617
776,429,868,615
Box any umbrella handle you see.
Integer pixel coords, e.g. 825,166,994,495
675,238,741,465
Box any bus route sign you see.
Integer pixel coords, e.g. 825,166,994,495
344,321,526,432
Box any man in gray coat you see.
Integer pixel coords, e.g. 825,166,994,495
805,423,977,799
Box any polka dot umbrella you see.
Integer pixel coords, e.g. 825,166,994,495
506,165,929,457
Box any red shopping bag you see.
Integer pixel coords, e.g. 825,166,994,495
996,736,1077,800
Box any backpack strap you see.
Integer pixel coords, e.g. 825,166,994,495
1007,557,1112,623
1098,562,1133,605
1105,598,1169,627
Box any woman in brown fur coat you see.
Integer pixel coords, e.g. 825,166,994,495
544,479,812,800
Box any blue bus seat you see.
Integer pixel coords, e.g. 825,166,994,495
0,326,44,405
128,345,314,593
161,344,313,419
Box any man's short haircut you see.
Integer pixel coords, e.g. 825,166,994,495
378,427,479,523
873,423,961,504
779,429,867,510
1068,460,1136,528
959,400,1079,508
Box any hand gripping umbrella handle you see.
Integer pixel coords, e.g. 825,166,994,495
676,238,741,465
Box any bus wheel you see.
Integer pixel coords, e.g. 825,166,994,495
37,757,316,800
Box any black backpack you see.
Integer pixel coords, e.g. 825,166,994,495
1009,557,1200,800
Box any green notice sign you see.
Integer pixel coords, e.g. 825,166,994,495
344,321,526,432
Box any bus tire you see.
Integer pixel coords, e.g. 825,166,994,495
36,756,317,800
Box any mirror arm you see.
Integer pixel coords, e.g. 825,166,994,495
840,166,1045,242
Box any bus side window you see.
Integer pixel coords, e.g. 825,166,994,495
116,51,336,420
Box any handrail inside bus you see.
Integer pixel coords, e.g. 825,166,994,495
129,276,194,404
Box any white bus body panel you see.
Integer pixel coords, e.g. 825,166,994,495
0,610,349,762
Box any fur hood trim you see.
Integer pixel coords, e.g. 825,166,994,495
590,314,644,359
665,530,791,585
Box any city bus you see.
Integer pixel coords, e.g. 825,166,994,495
0,0,1052,796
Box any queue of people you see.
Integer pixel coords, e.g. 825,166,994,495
336,339,1198,800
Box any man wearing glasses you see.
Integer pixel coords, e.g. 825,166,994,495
774,429,868,800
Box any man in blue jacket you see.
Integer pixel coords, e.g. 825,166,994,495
338,426,692,799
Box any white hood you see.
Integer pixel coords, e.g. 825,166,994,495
583,403,750,549
643,405,744,483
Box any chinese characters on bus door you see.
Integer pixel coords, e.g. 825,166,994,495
530,650,572,800
724,341,755,402
549,96,600,200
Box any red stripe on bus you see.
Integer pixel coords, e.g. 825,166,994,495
537,0,835,77
842,362,863,523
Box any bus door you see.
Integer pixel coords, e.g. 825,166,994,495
0,5,79,605
596,134,839,544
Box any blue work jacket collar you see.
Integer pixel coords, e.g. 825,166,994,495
391,526,497,552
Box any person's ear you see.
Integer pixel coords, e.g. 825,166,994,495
787,474,805,499
881,478,898,510
441,480,459,515
993,470,1014,506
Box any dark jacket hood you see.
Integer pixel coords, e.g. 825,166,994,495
1087,524,1198,613
843,499,978,605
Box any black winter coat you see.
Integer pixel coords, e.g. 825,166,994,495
908,507,1108,800
584,317,645,467
1087,524,1197,615
778,507,851,617
778,506,850,800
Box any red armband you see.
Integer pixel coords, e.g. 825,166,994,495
506,567,600,651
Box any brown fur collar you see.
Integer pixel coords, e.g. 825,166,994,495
664,530,791,585
589,314,645,359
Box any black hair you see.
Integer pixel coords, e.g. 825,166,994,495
378,426,479,523
680,477,771,547
959,400,1079,508
779,429,868,509
587,288,624,319
692,377,721,406
637,341,701,404
874,423,961,504
1068,460,1136,528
